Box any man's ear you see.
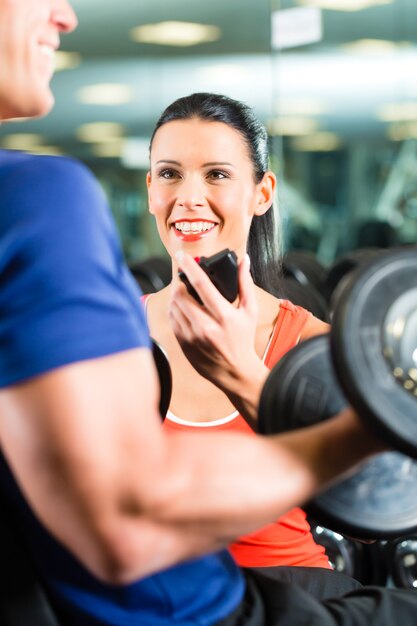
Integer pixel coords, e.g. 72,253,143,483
255,171,276,216
146,171,154,214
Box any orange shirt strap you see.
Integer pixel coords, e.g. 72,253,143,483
264,299,311,366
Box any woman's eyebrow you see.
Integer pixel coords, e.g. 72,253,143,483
155,159,181,165
203,161,236,168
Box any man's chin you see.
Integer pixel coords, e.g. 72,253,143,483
1,91,54,122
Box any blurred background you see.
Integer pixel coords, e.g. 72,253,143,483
2,0,417,266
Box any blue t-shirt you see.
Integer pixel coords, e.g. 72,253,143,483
0,150,244,625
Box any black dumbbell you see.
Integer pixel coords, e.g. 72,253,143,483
282,250,327,294
279,277,329,323
130,256,172,293
151,339,171,419
389,536,417,589
259,248,417,539
322,248,384,307
311,524,360,578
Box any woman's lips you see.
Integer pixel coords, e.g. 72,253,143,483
172,221,217,242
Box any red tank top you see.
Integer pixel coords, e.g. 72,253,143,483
144,295,331,569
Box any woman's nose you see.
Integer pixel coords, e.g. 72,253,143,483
176,177,206,209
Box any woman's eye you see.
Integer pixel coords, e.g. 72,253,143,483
158,169,178,179
208,170,228,180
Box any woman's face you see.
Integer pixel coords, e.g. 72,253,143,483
0,0,77,120
147,118,275,263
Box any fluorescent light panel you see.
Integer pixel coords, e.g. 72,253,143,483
291,132,342,151
272,7,322,50
342,39,411,54
387,122,417,141
91,141,125,158
378,102,417,122
269,117,319,136
76,122,124,143
78,84,133,106
276,98,327,116
297,0,392,11
2,134,44,149
130,21,220,47
121,138,151,169
55,51,82,71
27,146,65,156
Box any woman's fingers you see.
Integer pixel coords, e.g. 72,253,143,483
175,251,235,320
170,279,213,343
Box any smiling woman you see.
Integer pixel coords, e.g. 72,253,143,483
143,92,346,581
147,92,281,295
0,0,77,120
147,116,273,259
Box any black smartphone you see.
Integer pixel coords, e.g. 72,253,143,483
179,249,239,305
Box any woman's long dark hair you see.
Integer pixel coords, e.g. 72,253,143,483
149,92,282,295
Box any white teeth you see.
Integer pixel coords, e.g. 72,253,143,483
39,44,55,58
174,221,216,234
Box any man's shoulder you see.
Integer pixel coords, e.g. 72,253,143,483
0,150,106,230
0,150,94,189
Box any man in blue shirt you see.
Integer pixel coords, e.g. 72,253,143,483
1,2,416,625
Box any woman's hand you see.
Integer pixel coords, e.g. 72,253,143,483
168,252,270,427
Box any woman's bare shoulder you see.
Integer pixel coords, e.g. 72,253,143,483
143,286,171,335
300,314,330,341
255,287,281,325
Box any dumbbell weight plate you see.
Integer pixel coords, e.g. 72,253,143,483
331,249,417,460
258,335,346,434
151,339,172,419
258,335,417,538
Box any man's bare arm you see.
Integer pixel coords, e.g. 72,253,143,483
0,348,386,585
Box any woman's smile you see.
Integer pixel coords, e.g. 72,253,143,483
172,219,218,242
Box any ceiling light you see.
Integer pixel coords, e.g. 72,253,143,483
27,146,65,156
387,122,417,141
198,64,251,83
268,117,319,136
54,51,82,71
121,138,151,169
291,132,342,151
90,141,125,158
342,39,411,54
272,7,322,50
77,84,134,106
1,133,44,150
76,122,124,143
130,21,221,47
297,0,392,11
378,102,417,122
275,98,327,116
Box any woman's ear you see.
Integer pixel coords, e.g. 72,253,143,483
146,171,154,214
255,171,276,216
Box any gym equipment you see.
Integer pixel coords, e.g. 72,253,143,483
311,525,359,578
322,248,383,307
130,256,172,293
282,250,327,295
279,277,329,323
259,248,417,538
151,339,172,419
390,536,417,589
331,248,417,458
